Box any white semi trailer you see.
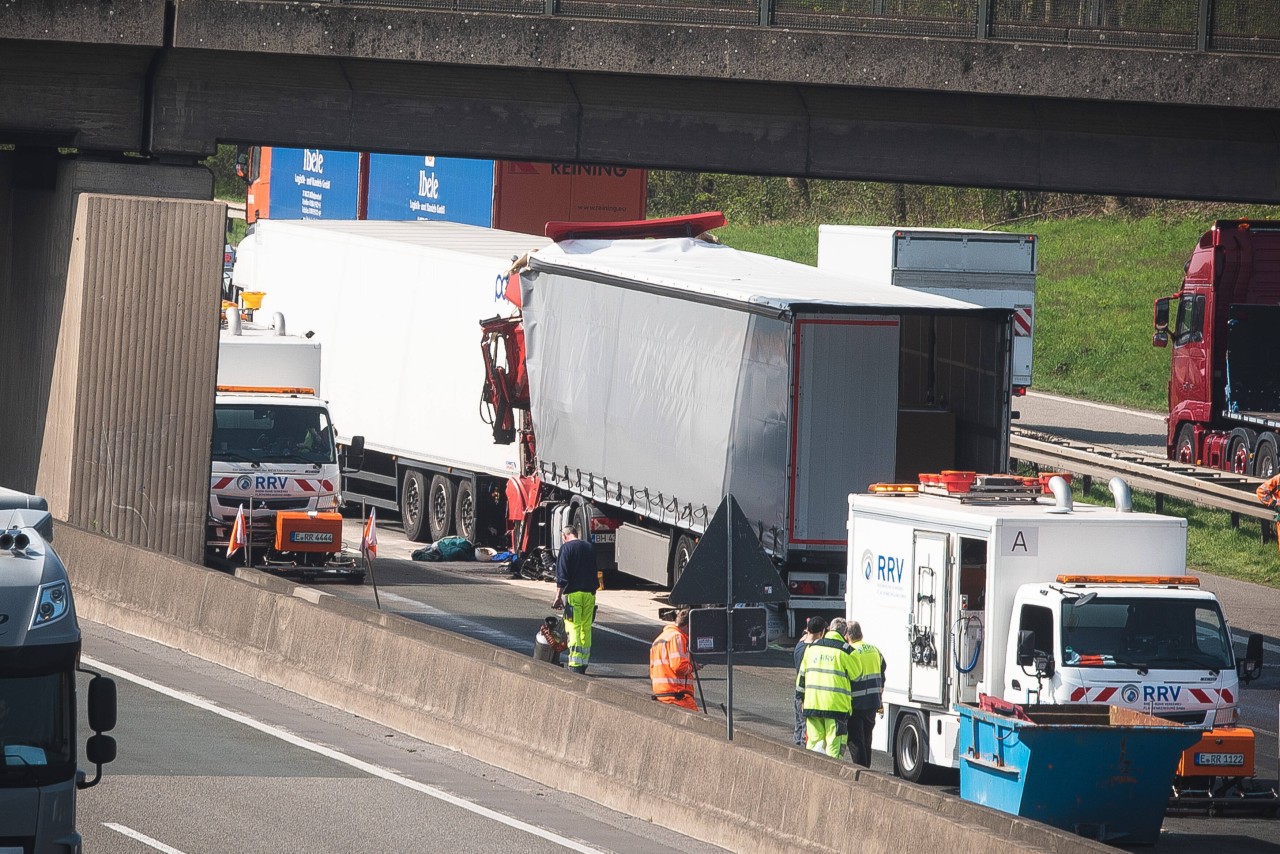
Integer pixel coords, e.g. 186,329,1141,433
235,214,1020,629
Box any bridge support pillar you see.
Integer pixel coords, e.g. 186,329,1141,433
0,151,222,562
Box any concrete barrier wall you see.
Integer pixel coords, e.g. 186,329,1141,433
59,524,1108,854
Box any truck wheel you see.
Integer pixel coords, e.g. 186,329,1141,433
428,475,455,541
400,469,431,542
670,533,696,587
1174,424,1197,465
1256,434,1279,480
893,713,931,784
1228,428,1256,475
454,480,477,544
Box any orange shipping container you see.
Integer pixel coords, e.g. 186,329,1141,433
493,162,647,236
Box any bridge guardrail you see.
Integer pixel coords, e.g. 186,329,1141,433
330,0,1280,56
1010,428,1276,541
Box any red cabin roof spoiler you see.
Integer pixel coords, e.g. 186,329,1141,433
544,212,726,242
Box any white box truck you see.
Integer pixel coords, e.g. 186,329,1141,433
817,225,1037,395
846,475,1261,783
209,310,359,577
235,214,1019,629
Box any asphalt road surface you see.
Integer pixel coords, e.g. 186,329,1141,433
75,621,726,854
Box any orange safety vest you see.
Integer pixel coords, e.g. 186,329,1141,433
650,624,697,710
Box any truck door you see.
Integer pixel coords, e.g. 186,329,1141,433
908,531,948,706
1169,293,1209,421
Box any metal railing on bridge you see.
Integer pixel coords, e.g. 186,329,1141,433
332,0,1280,55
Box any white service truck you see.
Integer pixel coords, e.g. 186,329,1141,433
817,225,1037,395
209,311,360,578
847,475,1262,783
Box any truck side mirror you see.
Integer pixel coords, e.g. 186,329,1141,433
1237,632,1264,685
1016,630,1035,667
343,435,365,473
78,673,117,789
1153,296,1171,332
87,674,117,733
235,147,251,184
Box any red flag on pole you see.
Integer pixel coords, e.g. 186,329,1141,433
360,508,378,561
227,505,247,558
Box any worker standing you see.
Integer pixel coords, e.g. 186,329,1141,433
553,525,599,674
1257,473,1280,555
650,608,698,710
842,620,885,768
793,616,827,746
796,616,859,758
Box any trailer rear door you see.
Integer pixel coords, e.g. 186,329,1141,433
789,316,899,547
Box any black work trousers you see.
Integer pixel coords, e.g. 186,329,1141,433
847,708,877,767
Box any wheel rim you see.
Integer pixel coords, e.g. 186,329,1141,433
1231,442,1251,474
1176,439,1195,464
899,723,921,773
431,483,450,532
458,490,475,539
404,476,422,530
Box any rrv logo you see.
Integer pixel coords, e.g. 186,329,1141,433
1144,685,1181,703
254,476,290,490
874,554,905,583
302,149,324,173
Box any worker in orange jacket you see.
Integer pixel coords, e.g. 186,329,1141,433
1257,473,1280,554
650,609,698,711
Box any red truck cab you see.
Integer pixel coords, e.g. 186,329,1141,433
1155,220,1280,476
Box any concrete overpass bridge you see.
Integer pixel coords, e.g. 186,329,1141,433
4,0,1280,200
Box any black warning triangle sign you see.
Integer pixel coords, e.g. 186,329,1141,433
668,494,789,606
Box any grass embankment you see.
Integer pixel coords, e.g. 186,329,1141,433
719,215,1280,588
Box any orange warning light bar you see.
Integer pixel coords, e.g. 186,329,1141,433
216,385,316,396
868,483,919,495
1056,575,1199,587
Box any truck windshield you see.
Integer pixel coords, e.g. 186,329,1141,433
212,404,335,465
1061,596,1233,671
0,672,74,787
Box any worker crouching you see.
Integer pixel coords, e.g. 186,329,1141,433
651,608,698,711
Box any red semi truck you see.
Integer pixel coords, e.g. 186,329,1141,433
1154,219,1280,477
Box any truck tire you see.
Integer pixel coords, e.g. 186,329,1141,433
400,469,431,542
1174,424,1197,465
893,712,932,784
670,533,697,588
429,475,455,541
454,480,477,544
1228,427,1256,475
1255,434,1279,480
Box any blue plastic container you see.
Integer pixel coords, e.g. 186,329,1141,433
958,703,1202,845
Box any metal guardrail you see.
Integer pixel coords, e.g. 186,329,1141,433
1010,428,1275,539
333,0,1280,56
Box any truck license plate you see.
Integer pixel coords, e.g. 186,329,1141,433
1195,752,1245,767
291,532,335,543
592,533,616,543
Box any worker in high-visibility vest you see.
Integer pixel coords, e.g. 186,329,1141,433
1257,473,1280,555
650,609,698,710
796,617,860,758
552,525,598,674
843,620,885,768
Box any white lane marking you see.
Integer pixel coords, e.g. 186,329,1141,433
1231,631,1280,656
84,656,605,854
104,823,188,854
1024,391,1165,421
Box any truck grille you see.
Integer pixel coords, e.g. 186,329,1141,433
258,498,310,512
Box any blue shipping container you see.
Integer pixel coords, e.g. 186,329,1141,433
269,148,361,220
366,154,495,227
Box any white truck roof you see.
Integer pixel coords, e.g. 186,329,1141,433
529,237,987,314
849,491,1187,532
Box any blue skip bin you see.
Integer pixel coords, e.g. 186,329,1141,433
958,703,1202,845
